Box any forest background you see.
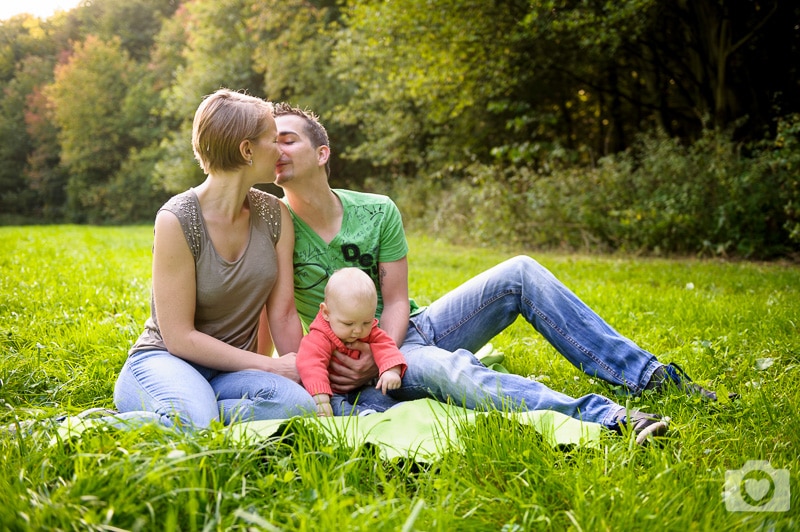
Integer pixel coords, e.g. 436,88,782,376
1,0,799,259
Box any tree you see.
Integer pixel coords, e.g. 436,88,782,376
54,0,181,61
650,0,795,139
45,35,139,220
333,0,542,176
245,0,368,186
0,15,63,217
20,57,68,218
155,0,263,192
540,0,799,143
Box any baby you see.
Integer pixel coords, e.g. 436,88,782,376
296,267,407,417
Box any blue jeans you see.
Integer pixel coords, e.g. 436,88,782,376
351,256,662,427
329,386,395,416
114,349,316,429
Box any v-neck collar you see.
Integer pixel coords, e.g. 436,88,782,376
286,190,345,247
191,188,255,264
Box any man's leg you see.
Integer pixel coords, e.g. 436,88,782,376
407,255,661,392
330,388,400,416
395,343,625,427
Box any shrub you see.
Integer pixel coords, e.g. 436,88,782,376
746,114,800,250
386,123,800,259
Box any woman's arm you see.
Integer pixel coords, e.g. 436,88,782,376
265,202,304,355
256,305,274,355
152,211,299,380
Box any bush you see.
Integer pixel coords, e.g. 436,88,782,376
386,123,800,259
747,114,800,249
592,128,745,255
594,122,800,257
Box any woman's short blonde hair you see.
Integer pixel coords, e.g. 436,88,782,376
191,89,273,174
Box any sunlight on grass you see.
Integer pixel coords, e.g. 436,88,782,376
1,226,798,530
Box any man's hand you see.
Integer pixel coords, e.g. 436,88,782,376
375,367,402,394
328,341,379,392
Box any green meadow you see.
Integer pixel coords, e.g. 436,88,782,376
1,225,798,530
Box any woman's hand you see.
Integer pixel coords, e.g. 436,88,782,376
264,352,303,384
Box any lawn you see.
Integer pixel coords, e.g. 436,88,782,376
1,225,798,530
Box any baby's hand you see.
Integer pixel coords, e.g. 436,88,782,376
313,394,333,417
375,367,402,394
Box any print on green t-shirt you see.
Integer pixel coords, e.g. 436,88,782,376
286,190,408,326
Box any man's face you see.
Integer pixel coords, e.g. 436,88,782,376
275,114,321,187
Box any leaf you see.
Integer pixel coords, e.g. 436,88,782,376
755,358,775,370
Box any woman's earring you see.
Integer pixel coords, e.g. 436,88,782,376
248,158,253,166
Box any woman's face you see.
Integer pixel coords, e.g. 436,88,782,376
251,114,281,183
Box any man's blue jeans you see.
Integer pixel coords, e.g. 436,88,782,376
340,256,662,427
114,349,316,428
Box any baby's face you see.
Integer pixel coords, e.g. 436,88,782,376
324,297,376,344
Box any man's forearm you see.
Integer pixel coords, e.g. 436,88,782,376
379,301,410,348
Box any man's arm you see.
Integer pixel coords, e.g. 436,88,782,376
376,257,410,347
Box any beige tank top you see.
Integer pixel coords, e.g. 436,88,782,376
130,188,281,356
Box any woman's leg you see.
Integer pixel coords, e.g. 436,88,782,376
114,350,220,428
211,370,316,423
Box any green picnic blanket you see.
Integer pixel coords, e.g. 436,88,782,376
55,348,602,460
55,399,602,462
227,399,603,461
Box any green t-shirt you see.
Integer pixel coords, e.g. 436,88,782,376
286,189,414,327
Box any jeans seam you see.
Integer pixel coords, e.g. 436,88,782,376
432,288,517,345
523,295,629,388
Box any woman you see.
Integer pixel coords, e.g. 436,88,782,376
114,89,315,428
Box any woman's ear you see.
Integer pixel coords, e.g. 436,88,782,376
240,139,253,163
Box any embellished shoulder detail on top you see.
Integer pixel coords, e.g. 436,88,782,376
249,188,281,242
159,190,203,258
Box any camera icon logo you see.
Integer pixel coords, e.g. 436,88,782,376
724,460,790,512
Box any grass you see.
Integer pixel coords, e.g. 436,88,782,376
1,225,798,530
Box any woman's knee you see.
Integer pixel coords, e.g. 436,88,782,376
115,351,220,428
223,371,315,419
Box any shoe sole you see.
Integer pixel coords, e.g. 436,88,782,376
635,419,670,445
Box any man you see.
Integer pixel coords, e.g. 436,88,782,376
272,103,722,445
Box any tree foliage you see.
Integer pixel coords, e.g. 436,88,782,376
334,0,539,170
0,0,797,256
245,0,367,187
155,0,264,192
46,36,139,220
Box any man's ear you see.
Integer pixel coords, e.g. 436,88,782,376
317,145,330,167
